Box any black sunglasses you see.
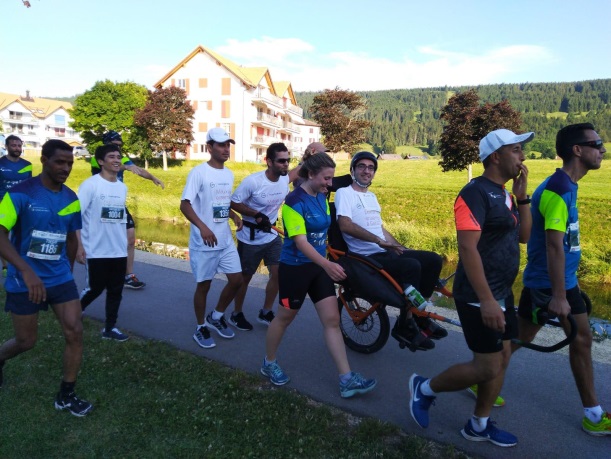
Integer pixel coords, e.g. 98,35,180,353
274,158,290,164
575,139,604,150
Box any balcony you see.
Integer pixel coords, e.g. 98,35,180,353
252,89,285,110
285,102,303,117
251,135,277,147
253,112,283,128
278,120,300,134
1,114,39,125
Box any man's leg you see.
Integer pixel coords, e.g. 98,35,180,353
103,258,128,340
0,312,39,366
124,222,145,289
53,299,83,383
232,272,253,314
80,258,107,310
194,280,212,325
566,312,598,407
214,272,243,313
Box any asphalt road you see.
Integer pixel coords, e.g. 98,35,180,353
76,251,610,459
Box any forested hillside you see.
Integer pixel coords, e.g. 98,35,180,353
296,79,611,152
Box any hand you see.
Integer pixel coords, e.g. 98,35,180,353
198,225,218,247
76,247,86,265
255,212,272,232
547,296,571,318
233,214,243,231
153,177,165,189
512,163,529,200
323,260,346,282
378,239,405,255
21,267,46,304
480,299,506,333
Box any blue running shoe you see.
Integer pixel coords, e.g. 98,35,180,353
461,419,517,447
205,313,235,339
409,373,435,428
260,359,290,386
193,326,216,349
340,372,377,398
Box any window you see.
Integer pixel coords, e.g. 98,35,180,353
55,114,66,126
55,127,66,137
200,144,207,153
221,100,231,118
177,79,186,89
221,78,231,95
199,78,208,88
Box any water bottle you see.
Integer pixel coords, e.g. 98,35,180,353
404,285,429,311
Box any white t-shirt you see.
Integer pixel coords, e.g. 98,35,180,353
78,174,128,258
334,185,385,256
181,163,234,251
231,170,289,245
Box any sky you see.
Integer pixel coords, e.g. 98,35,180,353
2,0,610,98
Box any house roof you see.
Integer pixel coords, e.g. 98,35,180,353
0,91,72,119
153,45,298,104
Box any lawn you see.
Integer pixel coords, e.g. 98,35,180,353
0,295,469,459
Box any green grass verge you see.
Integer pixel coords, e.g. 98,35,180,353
0,307,469,459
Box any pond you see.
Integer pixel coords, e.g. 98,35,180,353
134,218,611,321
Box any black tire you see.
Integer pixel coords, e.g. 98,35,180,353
337,295,390,354
581,290,592,316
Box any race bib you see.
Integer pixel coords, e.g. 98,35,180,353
27,230,66,260
101,206,127,223
568,221,580,252
213,204,230,222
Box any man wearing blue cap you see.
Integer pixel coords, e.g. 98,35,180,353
409,128,533,447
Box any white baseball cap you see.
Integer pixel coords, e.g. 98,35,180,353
479,129,534,162
206,127,235,144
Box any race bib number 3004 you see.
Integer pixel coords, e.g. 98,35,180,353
27,230,67,260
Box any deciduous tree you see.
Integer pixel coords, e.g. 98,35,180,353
134,86,194,170
69,80,148,155
309,87,370,154
439,89,522,174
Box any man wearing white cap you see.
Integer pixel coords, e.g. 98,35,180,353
409,128,533,447
180,128,244,349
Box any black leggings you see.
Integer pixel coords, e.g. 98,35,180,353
81,257,127,330
369,249,443,297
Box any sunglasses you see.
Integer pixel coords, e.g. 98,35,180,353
274,158,290,164
575,139,604,150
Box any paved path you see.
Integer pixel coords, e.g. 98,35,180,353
77,251,610,459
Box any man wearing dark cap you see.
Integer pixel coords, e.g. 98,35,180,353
91,131,164,289
335,151,445,351
409,128,533,447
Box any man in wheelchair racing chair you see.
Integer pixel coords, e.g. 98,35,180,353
332,151,447,351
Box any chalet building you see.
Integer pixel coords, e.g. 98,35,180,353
154,45,321,162
0,91,82,150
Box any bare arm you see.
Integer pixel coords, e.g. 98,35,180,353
0,226,45,303
512,163,531,243
545,230,571,318
337,215,404,254
66,231,78,271
293,234,346,282
75,229,86,265
180,199,217,247
124,164,165,189
457,230,505,332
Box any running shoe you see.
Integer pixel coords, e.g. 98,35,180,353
409,373,436,428
392,319,435,350
461,419,517,447
582,412,611,436
257,309,275,326
260,359,290,385
466,385,505,407
339,372,377,398
124,274,145,289
205,313,235,339
55,391,93,417
414,316,448,339
102,327,129,342
193,326,216,349
229,312,253,331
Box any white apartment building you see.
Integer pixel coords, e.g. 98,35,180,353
0,91,82,150
154,45,321,162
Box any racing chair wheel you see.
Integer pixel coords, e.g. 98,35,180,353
337,295,390,354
